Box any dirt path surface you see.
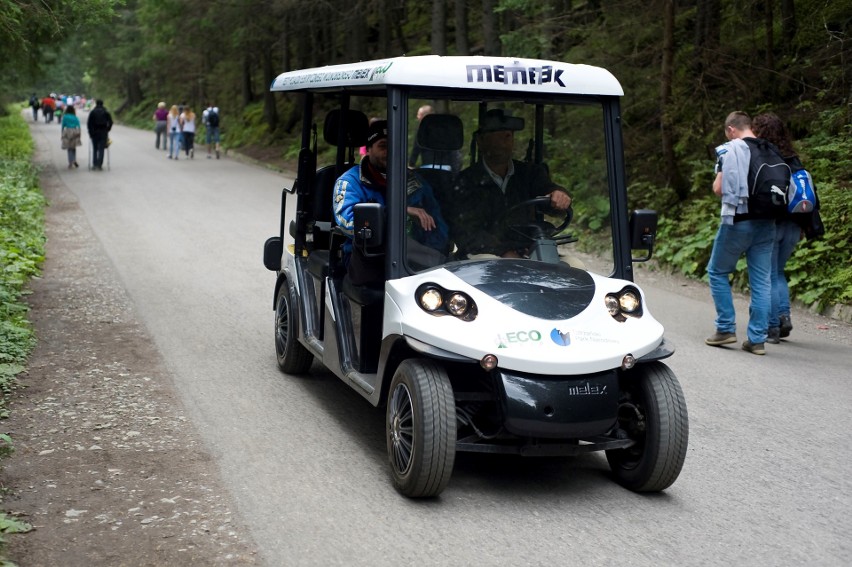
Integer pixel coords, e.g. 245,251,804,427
3,150,260,565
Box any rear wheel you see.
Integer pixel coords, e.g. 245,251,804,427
386,359,456,497
274,280,313,374
606,362,688,492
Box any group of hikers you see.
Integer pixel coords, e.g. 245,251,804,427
154,102,221,160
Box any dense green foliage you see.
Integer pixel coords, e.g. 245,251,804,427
0,0,120,107
0,111,45,393
0,110,40,562
8,0,852,309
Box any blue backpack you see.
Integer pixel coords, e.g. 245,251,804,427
788,168,816,214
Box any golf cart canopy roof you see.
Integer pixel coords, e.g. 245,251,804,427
270,55,624,97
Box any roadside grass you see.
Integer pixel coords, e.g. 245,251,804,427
0,107,42,561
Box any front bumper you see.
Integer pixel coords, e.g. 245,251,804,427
495,369,619,439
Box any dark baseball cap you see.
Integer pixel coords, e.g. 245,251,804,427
477,109,524,133
366,120,388,147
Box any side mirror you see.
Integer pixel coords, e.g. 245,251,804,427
353,203,385,256
629,209,657,262
263,236,283,271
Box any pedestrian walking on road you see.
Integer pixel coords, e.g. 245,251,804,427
29,93,40,122
179,107,197,159
204,105,221,159
87,99,113,171
60,105,82,169
705,111,776,355
752,112,813,343
153,102,169,151
167,105,182,159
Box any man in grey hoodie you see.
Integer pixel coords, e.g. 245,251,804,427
704,111,776,355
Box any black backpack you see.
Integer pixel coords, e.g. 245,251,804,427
207,110,219,128
743,137,790,218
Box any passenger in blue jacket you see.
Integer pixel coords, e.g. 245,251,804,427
333,120,447,285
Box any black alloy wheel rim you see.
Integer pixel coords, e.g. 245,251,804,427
276,294,289,357
389,383,415,475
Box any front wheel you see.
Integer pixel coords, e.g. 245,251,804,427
606,362,688,492
274,280,313,374
386,359,456,497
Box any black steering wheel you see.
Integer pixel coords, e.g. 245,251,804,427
505,195,575,244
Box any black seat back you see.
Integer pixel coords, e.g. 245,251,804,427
415,114,464,203
307,110,369,254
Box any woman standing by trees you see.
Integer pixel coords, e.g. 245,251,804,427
60,105,82,169
179,106,197,159
167,105,181,159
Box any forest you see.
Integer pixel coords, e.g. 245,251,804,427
3,0,851,309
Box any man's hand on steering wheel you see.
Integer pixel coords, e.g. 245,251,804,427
548,189,572,211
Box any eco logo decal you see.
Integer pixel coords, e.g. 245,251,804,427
495,330,542,348
550,328,571,346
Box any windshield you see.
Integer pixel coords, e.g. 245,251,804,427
402,97,614,276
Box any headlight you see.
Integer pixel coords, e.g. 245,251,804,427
619,291,640,313
419,288,443,312
605,287,643,321
446,293,469,316
605,295,620,316
416,284,477,321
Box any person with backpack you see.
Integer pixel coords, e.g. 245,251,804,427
29,93,40,122
87,99,113,170
752,112,823,343
41,94,55,123
205,105,221,159
705,111,783,355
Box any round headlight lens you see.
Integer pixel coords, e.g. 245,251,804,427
605,295,620,316
419,288,443,312
446,293,469,316
619,291,640,313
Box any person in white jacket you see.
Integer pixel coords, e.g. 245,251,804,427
705,111,776,355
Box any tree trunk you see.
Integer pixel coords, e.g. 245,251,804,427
780,0,796,49
764,0,775,74
242,54,253,107
431,0,447,55
344,0,367,62
125,71,143,107
379,0,391,56
455,0,470,55
482,0,500,56
660,0,685,199
694,0,721,76
261,49,278,131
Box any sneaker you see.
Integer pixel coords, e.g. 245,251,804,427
190,149,194,158
215,149,220,159
779,314,793,338
74,161,79,168
742,340,766,355
705,331,736,346
767,327,781,344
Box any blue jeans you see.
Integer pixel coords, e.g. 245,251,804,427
707,220,776,344
169,131,181,157
769,220,801,327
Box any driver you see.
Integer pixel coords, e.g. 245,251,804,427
446,109,572,258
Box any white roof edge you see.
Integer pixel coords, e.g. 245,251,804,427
270,55,623,97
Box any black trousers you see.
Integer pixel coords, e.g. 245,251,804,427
91,134,107,167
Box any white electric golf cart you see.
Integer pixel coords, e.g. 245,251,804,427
263,56,688,498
